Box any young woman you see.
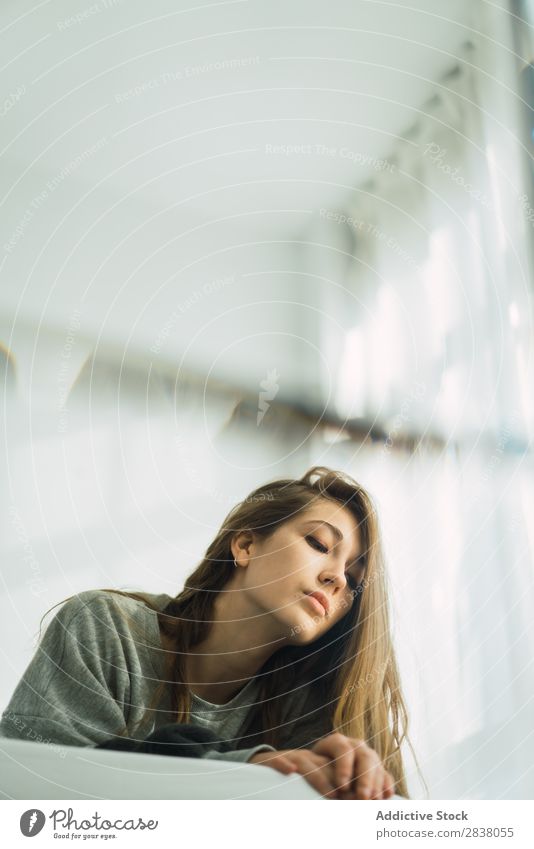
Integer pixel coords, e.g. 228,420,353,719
0,466,414,800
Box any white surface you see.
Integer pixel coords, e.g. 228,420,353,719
0,738,322,800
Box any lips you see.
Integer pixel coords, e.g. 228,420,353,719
305,591,330,616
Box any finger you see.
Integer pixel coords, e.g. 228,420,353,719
254,753,298,775
353,751,382,799
270,755,299,775
369,763,395,800
314,734,358,792
370,766,385,799
359,757,382,800
331,741,375,799
285,752,331,772
291,753,338,799
338,746,393,801
333,744,358,793
381,770,396,799
310,755,344,799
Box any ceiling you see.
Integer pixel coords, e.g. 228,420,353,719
1,0,475,230
0,0,477,400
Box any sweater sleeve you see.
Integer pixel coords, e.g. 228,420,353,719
0,591,135,747
0,591,277,764
205,744,276,763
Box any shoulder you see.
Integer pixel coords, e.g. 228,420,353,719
53,589,139,622
45,590,169,641
57,589,170,615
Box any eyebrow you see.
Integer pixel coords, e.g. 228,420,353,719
302,518,365,566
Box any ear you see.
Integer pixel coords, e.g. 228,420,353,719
231,530,255,567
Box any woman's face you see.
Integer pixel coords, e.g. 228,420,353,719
232,497,365,645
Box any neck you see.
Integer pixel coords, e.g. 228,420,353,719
182,579,288,704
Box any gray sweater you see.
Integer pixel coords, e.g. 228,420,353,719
0,589,293,764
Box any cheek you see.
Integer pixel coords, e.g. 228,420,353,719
261,546,305,584
243,563,296,604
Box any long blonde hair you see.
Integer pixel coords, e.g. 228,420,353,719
44,465,418,797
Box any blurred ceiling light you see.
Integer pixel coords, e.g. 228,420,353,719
437,365,463,432
508,301,520,327
334,327,366,420
485,144,507,252
366,284,406,412
514,344,533,436
322,425,351,444
423,228,458,353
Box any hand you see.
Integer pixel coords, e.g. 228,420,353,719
311,733,396,800
248,748,340,798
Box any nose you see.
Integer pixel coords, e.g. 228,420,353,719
319,563,347,593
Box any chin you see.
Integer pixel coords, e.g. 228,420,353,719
293,629,323,646
286,609,325,644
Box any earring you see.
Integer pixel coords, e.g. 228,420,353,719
233,558,238,567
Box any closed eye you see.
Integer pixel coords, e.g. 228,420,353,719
307,535,360,590
306,535,328,553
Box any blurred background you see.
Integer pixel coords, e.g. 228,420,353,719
1,0,533,799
